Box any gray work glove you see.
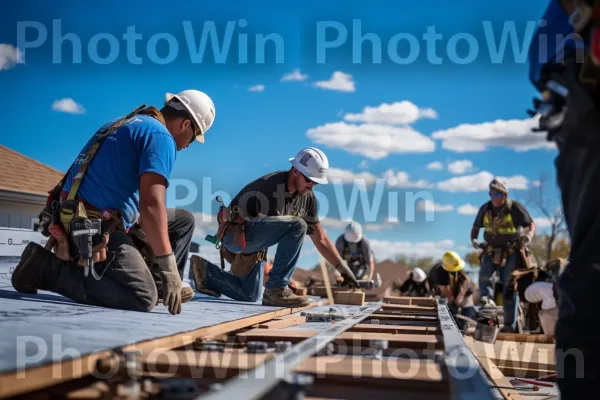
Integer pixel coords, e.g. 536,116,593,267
471,238,480,250
335,260,360,289
155,253,182,315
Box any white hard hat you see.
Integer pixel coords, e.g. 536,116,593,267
289,147,329,184
165,90,216,143
343,221,363,243
412,267,427,283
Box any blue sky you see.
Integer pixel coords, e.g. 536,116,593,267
0,0,560,268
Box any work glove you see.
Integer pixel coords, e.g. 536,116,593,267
335,260,360,289
156,253,182,315
471,238,480,250
519,232,533,247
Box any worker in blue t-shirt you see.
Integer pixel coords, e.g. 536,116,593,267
12,90,216,315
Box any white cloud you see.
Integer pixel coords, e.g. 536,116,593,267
52,98,86,114
426,161,444,171
534,217,553,228
343,101,437,125
326,167,378,186
417,199,454,213
313,71,355,92
431,117,556,152
0,44,22,71
437,171,529,192
457,203,480,215
447,160,474,175
369,239,455,261
358,160,369,170
383,169,433,189
306,122,435,160
364,218,400,232
192,212,219,239
320,217,351,230
248,84,265,92
280,68,308,82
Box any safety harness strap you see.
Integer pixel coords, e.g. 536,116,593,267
59,105,165,233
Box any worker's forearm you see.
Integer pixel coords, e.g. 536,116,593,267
367,260,375,279
529,222,536,237
470,227,479,241
140,203,172,257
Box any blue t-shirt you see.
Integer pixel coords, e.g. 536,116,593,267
62,114,177,229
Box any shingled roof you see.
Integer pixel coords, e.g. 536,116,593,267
0,145,64,196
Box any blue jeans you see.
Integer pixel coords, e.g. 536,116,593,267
478,251,519,329
203,216,307,302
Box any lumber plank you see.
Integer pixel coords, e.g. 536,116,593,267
495,333,555,344
465,337,555,369
257,315,306,329
333,290,365,305
140,351,445,384
235,329,443,349
383,296,436,307
348,324,439,335
372,313,438,321
381,303,437,313
472,353,522,400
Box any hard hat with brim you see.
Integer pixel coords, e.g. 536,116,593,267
289,147,329,184
165,90,215,143
442,251,465,272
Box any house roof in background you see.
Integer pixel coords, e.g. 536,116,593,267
0,145,64,196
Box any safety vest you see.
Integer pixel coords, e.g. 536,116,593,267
482,200,517,237
342,239,365,265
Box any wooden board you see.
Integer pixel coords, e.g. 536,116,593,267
348,324,439,335
236,329,443,349
472,353,522,400
333,290,365,305
383,296,436,307
465,337,555,375
140,351,446,386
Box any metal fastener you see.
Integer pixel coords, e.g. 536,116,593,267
275,341,293,353
246,341,268,353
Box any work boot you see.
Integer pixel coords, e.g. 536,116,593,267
262,287,310,308
500,326,516,333
190,255,221,298
11,242,52,294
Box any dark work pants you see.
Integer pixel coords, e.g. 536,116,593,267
551,62,600,398
44,208,195,312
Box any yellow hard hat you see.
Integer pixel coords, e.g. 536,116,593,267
442,251,465,272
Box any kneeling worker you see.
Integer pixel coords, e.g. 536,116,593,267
191,147,360,307
428,251,476,321
11,90,216,315
393,267,431,297
335,221,375,280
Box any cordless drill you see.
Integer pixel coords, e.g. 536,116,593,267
70,216,102,277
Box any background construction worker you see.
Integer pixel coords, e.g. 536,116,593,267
11,90,216,315
334,221,375,280
471,178,536,332
393,267,430,297
522,258,567,336
191,147,360,307
427,251,476,326
526,2,600,397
